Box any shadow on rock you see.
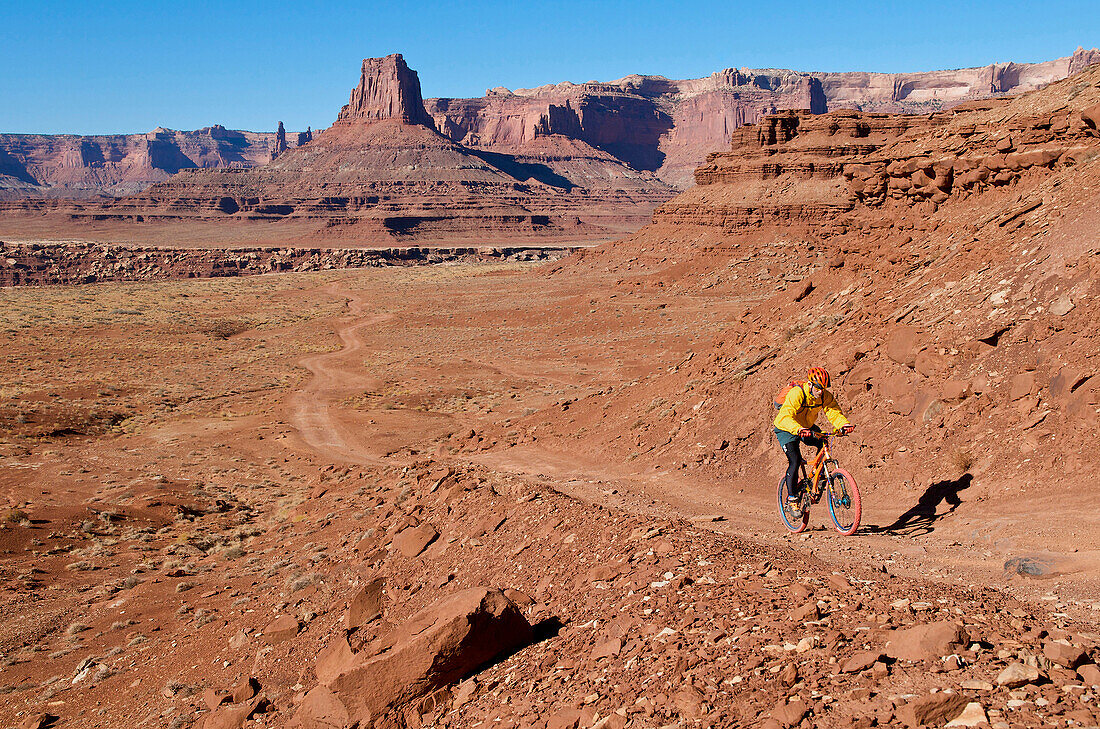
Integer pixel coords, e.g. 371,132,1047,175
532,615,565,643
865,473,972,536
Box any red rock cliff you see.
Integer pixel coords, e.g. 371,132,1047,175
426,50,1094,188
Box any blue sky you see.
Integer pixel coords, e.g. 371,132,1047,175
2,0,1097,134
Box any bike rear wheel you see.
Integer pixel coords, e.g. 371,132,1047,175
827,468,861,535
777,476,809,533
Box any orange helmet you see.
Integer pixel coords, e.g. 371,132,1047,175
807,367,831,388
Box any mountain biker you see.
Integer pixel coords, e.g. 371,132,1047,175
774,367,854,516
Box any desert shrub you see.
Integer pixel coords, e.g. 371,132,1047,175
3,509,28,524
201,318,252,339
951,449,974,474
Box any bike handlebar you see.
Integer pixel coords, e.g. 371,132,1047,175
801,429,852,438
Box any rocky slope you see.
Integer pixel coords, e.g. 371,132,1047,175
0,126,303,200
2,383,1097,728
490,61,1100,536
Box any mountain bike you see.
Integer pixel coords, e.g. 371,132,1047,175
777,430,861,535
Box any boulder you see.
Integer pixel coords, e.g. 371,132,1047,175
502,588,535,607
263,615,299,644
321,587,532,725
673,685,706,718
393,523,438,558
591,638,622,660
840,650,883,673
19,715,56,729
200,695,266,729
898,691,968,727
1009,372,1036,400
203,688,230,712
886,326,920,367
1050,296,1075,316
1077,663,1100,686
1044,640,1088,668
914,349,950,377
941,379,971,400
316,636,356,685
290,686,351,729
996,662,1041,687
884,621,968,661
792,601,820,621
231,677,259,704
347,577,384,628
771,697,809,727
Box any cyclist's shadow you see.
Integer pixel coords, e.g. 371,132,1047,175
864,473,973,536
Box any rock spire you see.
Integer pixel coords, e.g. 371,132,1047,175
336,53,435,128
271,121,288,160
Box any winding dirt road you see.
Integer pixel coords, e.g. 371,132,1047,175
286,284,394,464
281,273,1100,612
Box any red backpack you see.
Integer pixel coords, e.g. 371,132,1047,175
772,381,806,411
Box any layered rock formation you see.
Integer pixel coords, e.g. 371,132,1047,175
655,75,1100,231
0,54,676,246
426,48,1099,188
3,48,1095,203
0,240,572,286
0,126,301,199
814,46,1100,114
337,54,436,127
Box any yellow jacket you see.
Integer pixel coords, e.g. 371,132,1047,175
773,382,850,435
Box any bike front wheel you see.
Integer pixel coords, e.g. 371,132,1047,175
827,469,861,535
777,476,809,533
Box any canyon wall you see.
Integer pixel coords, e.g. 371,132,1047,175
3,48,1096,201
529,62,1100,513
0,126,303,200
426,47,1099,188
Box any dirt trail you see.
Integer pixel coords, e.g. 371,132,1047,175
285,284,393,464
280,279,1099,608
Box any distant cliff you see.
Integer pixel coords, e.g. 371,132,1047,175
0,125,302,200
425,47,1099,188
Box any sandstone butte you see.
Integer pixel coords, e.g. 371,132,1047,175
0,46,1097,249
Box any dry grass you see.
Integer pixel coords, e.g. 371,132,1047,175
0,270,353,436
2,509,27,524
951,449,974,474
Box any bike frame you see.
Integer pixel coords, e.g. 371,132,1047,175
801,435,838,503
778,428,860,536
